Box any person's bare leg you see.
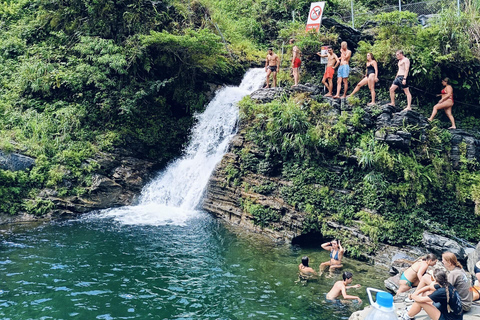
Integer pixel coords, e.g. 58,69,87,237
407,301,441,320
413,274,433,294
389,85,397,106
445,106,456,129
349,77,368,97
403,88,412,110
396,282,412,295
368,75,376,105
273,72,277,88
341,78,348,98
265,69,271,88
292,68,299,86
319,261,331,274
333,77,342,98
327,78,333,96
428,105,439,121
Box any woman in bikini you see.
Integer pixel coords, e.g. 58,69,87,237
397,253,437,295
347,52,378,106
428,77,456,129
319,239,344,273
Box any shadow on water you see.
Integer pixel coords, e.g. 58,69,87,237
0,213,389,320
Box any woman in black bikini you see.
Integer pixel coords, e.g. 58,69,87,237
428,78,456,129
319,239,344,273
347,52,378,106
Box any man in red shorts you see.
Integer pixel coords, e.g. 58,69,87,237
317,46,339,97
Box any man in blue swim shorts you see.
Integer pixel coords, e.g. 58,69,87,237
333,41,351,99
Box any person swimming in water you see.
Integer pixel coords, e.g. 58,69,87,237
326,271,362,303
396,253,437,295
299,256,318,279
319,239,344,273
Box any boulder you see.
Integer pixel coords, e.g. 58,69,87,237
422,231,467,261
0,150,35,171
250,87,286,103
467,241,480,275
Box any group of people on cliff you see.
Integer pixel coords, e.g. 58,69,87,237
264,41,456,129
298,242,480,320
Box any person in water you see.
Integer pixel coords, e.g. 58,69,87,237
326,271,362,303
320,239,344,272
399,269,463,320
389,50,412,111
290,39,301,87
347,52,378,106
396,253,437,295
333,41,351,99
317,46,339,97
299,256,317,277
264,48,280,88
428,77,456,129
412,252,472,312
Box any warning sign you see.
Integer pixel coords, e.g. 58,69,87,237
306,2,325,32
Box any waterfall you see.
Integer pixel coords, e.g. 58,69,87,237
101,69,265,225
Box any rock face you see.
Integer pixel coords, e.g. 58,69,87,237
450,129,480,169
0,150,35,171
422,231,467,261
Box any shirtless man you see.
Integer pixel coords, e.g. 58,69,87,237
389,50,412,111
265,48,280,88
290,39,301,86
326,271,362,303
333,42,351,99
317,46,339,97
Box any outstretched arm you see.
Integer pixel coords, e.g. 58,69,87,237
341,286,362,302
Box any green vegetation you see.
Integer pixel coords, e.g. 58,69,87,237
0,0,244,214
232,94,480,256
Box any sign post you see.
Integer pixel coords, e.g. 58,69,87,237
305,2,325,32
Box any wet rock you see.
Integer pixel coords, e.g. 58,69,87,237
449,129,480,169
250,87,286,103
422,231,467,261
0,150,35,171
290,84,321,94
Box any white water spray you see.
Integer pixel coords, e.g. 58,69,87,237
101,69,265,225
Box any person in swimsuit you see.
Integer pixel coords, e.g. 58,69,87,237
347,52,379,105
428,77,456,129
319,239,344,273
389,50,412,111
264,48,280,88
333,42,351,99
290,39,301,87
326,271,362,304
396,253,437,295
317,46,339,97
399,269,463,320
299,256,317,278
475,261,480,284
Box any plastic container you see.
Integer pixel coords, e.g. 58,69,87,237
364,287,397,320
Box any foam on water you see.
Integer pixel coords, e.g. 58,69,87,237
101,68,265,225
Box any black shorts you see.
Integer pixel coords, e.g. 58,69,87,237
392,76,408,89
268,66,277,72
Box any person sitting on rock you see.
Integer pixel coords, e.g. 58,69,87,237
399,269,463,320
326,271,362,304
396,253,437,295
299,256,317,277
474,260,480,285
319,239,344,273
412,252,472,312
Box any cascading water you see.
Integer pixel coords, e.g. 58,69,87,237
101,68,265,225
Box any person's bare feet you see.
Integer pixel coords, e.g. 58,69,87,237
324,93,332,97
332,95,340,99
341,95,347,99
367,102,375,106
427,118,433,122
402,107,412,112
448,126,456,129
264,86,269,89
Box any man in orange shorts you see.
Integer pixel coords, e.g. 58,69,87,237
317,46,339,97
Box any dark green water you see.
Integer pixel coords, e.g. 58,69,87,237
0,213,388,319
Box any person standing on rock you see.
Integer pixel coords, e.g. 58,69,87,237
399,269,463,320
428,77,456,129
347,52,378,106
396,253,437,295
265,48,280,88
317,46,339,97
319,239,344,273
332,41,351,99
290,39,301,87
389,50,412,111
326,271,362,303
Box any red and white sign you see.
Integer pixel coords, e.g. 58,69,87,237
306,2,325,32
